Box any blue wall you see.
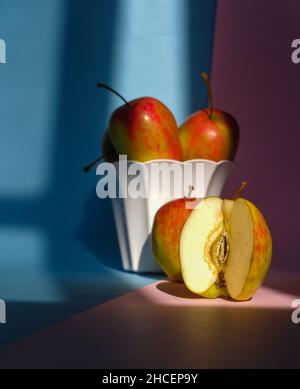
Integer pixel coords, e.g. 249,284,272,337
0,0,216,345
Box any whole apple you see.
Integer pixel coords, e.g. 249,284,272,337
100,84,183,162
179,73,239,161
84,84,183,172
152,198,195,282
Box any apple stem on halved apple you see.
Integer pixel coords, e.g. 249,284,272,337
96,83,131,109
233,181,248,199
201,72,213,119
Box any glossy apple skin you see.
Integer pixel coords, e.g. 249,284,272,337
101,129,118,162
234,199,272,301
109,97,183,162
179,109,239,161
152,198,194,281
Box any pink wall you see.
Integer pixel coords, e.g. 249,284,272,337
212,0,300,271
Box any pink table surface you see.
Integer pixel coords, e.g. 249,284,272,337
0,273,299,368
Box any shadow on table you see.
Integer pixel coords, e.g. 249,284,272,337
156,281,199,299
0,303,299,368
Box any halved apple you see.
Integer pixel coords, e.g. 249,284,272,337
180,197,272,301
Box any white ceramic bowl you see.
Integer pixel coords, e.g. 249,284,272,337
109,159,235,273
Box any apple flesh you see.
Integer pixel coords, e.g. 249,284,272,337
152,198,195,281
180,197,272,300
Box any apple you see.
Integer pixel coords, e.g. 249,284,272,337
100,84,182,162
179,73,239,162
180,194,272,301
152,198,195,282
84,84,183,172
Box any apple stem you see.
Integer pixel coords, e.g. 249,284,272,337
96,83,131,109
83,155,104,173
187,185,194,198
201,72,213,119
233,181,248,199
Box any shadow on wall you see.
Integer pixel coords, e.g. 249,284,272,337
187,0,217,115
76,194,122,271
212,0,300,272
48,0,122,278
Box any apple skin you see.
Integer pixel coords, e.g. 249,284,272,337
179,109,239,161
201,283,228,299
233,199,272,301
101,130,118,162
152,198,195,281
109,97,183,162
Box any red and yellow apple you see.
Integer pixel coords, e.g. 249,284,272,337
98,83,182,162
179,73,239,162
152,198,195,281
84,84,183,172
108,95,182,162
